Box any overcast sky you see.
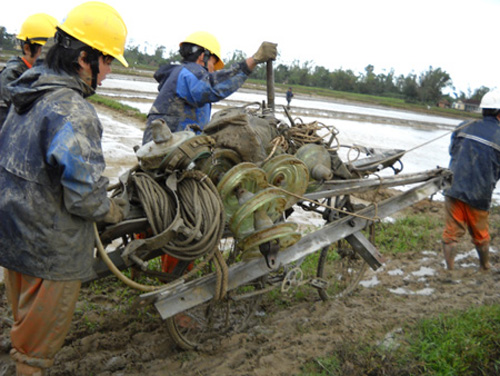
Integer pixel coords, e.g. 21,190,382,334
1,0,499,96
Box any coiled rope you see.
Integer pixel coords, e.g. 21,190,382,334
96,169,228,298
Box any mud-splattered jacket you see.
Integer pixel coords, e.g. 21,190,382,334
0,56,30,127
444,115,500,211
142,60,252,144
0,65,112,280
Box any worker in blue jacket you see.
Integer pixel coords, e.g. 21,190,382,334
0,3,129,374
142,31,277,144
442,89,500,272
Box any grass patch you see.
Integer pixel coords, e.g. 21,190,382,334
299,304,500,376
299,355,342,375
407,304,500,375
88,94,147,121
374,214,443,254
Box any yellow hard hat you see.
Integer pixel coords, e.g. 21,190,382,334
181,31,224,70
17,13,58,46
59,1,128,67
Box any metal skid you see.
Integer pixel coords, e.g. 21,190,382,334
138,168,451,320
89,101,452,351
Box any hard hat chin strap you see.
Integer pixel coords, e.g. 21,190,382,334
202,49,211,70
55,29,100,89
90,58,99,90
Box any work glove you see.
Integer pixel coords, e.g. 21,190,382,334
252,42,278,64
102,197,129,224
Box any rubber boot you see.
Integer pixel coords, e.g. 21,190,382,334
476,243,491,272
442,242,457,270
16,363,44,376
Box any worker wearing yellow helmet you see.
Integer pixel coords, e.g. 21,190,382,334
142,31,278,144
0,13,58,127
0,2,129,374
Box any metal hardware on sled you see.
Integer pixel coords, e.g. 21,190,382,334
138,168,451,320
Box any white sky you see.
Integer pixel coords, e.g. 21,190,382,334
1,0,499,96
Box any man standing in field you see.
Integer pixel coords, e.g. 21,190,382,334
442,89,500,272
286,87,294,108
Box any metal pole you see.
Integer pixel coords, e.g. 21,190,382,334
266,60,275,111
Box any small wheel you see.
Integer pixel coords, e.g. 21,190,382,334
165,239,266,351
316,239,368,301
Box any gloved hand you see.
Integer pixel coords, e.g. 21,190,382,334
102,197,129,224
252,42,278,64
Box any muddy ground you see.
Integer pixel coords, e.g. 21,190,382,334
1,105,500,376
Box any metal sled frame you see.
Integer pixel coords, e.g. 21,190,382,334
134,167,451,320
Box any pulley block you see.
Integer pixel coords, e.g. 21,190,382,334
216,162,268,220
195,148,242,185
229,187,287,237
261,154,310,208
239,222,301,264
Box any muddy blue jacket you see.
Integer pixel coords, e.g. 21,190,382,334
444,115,500,211
0,56,30,127
0,65,112,280
142,60,252,144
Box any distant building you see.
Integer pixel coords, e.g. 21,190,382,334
463,99,480,113
452,100,465,111
452,99,480,113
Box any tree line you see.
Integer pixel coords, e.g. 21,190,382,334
124,44,489,106
1,26,489,106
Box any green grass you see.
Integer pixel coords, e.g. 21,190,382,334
88,94,147,121
408,304,500,375
299,355,342,375
64,204,500,375
299,304,500,376
374,214,443,254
